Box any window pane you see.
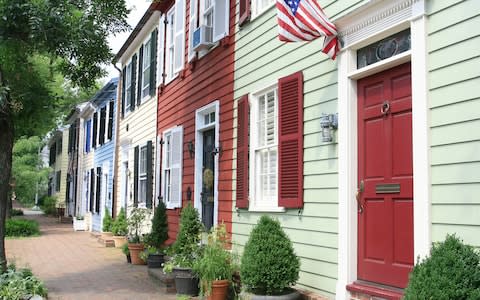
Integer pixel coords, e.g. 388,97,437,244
140,147,147,174
139,179,146,202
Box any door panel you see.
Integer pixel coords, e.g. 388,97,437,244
357,62,413,288
201,129,215,231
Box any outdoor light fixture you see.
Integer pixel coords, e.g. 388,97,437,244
186,186,192,201
320,113,338,143
187,140,195,159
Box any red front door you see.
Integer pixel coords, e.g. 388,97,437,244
357,63,413,288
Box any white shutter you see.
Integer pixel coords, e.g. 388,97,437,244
174,0,186,74
213,0,228,42
188,0,197,61
157,15,165,87
170,126,183,208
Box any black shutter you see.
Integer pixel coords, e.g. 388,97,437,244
96,167,102,213
68,125,73,153
121,67,126,118
90,169,95,212
92,112,98,148
134,146,139,207
99,106,106,145
137,46,144,105
108,101,114,140
146,141,153,209
150,29,158,97
130,54,137,111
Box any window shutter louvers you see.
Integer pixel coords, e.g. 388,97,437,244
236,95,249,208
90,169,95,212
99,107,106,145
239,0,250,26
213,0,229,42
108,101,114,140
188,0,198,61
157,15,166,87
146,141,153,208
278,71,304,208
134,146,139,207
130,54,137,111
95,167,102,213
150,29,158,96
92,112,98,148
174,0,186,74
170,126,183,209
121,67,126,118
137,46,144,105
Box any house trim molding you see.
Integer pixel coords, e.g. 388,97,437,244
336,0,429,299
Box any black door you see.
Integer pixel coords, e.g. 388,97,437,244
201,129,215,231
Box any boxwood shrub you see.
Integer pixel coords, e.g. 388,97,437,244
404,234,480,300
240,215,300,295
6,218,40,237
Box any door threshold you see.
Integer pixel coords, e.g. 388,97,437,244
346,280,404,300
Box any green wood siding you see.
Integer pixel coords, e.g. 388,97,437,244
428,0,480,247
232,0,366,297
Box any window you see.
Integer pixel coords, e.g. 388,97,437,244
250,87,278,209
203,0,213,27
142,39,152,99
56,171,61,192
252,0,274,18
162,126,183,209
107,101,114,140
134,142,153,208
138,145,148,203
99,106,106,145
125,62,132,112
85,119,91,153
57,138,62,155
198,0,228,43
166,8,176,82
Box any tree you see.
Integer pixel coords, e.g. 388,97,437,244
0,0,130,272
11,136,50,207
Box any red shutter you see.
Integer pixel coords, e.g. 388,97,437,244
239,0,251,26
236,95,249,208
278,71,304,208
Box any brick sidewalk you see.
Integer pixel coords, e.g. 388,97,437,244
6,213,177,300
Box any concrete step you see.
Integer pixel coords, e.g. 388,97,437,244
148,268,176,294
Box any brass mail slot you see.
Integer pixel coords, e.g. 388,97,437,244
376,183,400,194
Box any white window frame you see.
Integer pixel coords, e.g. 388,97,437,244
251,0,275,19
248,85,284,212
188,0,198,61
138,144,148,204
125,61,132,113
141,38,152,100
165,7,177,84
161,126,183,209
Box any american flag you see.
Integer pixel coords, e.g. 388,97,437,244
277,0,339,59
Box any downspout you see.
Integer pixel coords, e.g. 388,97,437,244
112,62,123,219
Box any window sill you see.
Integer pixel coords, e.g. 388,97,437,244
248,206,285,213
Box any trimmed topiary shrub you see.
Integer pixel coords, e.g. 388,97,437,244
404,234,480,300
171,202,203,268
111,207,128,236
240,215,300,295
102,207,113,232
6,218,40,237
0,264,48,300
146,201,168,248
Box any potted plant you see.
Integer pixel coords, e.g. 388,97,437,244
111,207,128,248
101,207,113,239
168,202,203,296
127,206,148,265
240,215,301,299
142,201,169,268
121,242,131,263
193,224,233,300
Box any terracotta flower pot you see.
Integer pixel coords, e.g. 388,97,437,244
112,236,127,248
128,243,145,265
101,231,113,240
207,279,229,300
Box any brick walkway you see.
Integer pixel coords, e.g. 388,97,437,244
5,212,177,300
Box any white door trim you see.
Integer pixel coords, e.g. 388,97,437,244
194,100,220,228
336,0,429,298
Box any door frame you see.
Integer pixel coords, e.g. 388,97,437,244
194,100,220,228
336,0,429,298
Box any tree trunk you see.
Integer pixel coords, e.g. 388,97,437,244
0,67,14,273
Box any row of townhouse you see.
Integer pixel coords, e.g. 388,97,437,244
48,0,480,299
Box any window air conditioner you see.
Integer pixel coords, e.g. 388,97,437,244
192,25,213,51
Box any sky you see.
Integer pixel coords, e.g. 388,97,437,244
103,0,152,82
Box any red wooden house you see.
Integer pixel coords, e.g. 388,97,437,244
154,0,235,241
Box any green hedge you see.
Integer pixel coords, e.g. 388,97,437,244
6,218,40,237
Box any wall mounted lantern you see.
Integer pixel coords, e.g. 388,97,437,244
187,140,195,159
186,186,192,201
320,113,338,143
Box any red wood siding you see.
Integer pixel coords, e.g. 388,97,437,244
157,0,236,243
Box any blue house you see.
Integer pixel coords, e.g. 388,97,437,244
88,78,119,232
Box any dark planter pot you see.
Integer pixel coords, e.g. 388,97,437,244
126,253,131,264
147,253,165,268
173,267,199,296
250,289,301,300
